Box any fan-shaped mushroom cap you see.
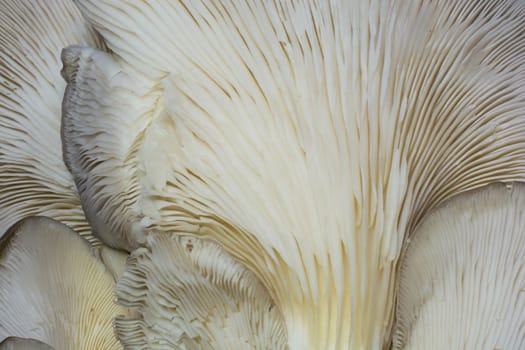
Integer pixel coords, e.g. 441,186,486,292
0,0,104,243
114,233,286,349
393,183,525,349
68,0,525,348
61,46,159,251
0,337,54,350
0,217,125,349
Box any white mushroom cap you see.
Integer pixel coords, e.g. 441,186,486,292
69,0,525,348
393,183,525,349
0,337,54,350
114,233,286,349
0,217,126,349
0,0,104,243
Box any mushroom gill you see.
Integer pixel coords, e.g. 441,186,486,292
0,217,126,349
1,0,525,349
394,183,525,349
60,0,525,348
0,0,104,243
115,233,286,349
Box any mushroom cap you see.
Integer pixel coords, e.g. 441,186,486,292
393,183,525,349
68,0,525,348
60,46,158,251
0,0,104,243
114,233,286,349
0,217,125,349
0,337,54,350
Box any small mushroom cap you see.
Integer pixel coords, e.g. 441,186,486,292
0,217,125,349
0,0,104,243
393,183,525,349
115,233,286,349
0,337,54,350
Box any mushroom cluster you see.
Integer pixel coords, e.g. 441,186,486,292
1,0,524,349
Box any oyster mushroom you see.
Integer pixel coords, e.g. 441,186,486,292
0,0,104,242
394,183,525,349
62,0,525,348
0,216,125,349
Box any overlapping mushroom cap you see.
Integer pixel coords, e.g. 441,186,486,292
394,183,525,349
0,217,126,349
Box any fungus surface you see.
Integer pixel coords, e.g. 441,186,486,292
115,233,286,349
63,1,525,348
0,0,104,243
0,217,126,349
394,183,525,349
